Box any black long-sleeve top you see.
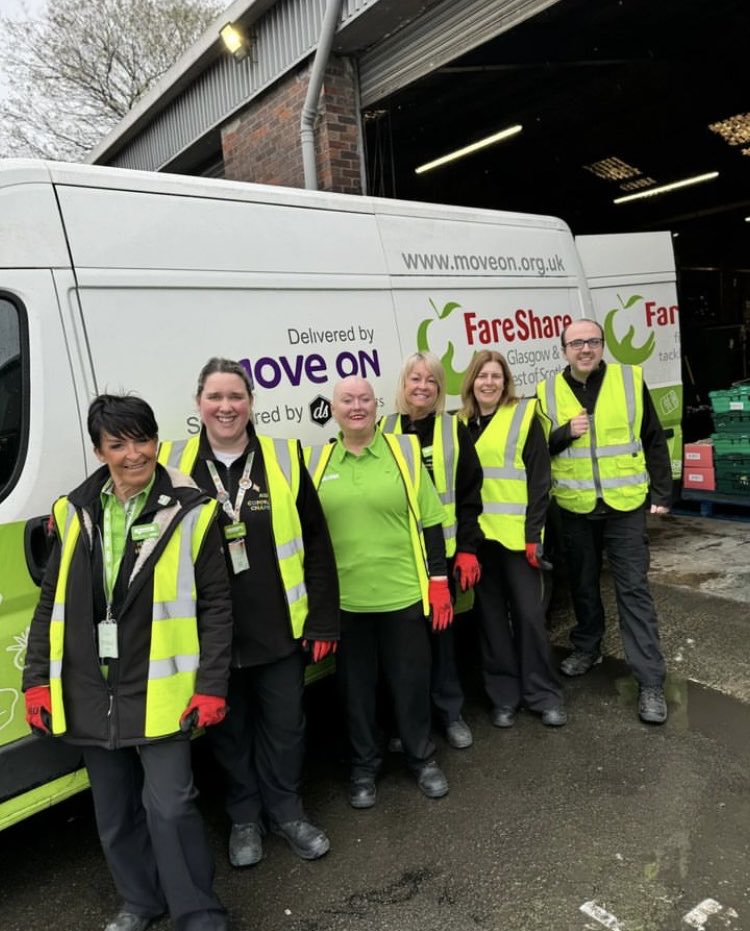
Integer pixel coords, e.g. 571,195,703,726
547,362,672,514
397,413,485,555
466,407,550,545
191,425,339,667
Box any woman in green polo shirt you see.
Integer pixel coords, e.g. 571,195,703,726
308,375,453,810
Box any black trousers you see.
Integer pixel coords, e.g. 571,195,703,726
82,741,226,931
429,622,464,726
560,506,666,686
338,602,435,778
206,649,306,826
473,540,562,712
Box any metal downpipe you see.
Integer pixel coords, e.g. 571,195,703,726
300,0,345,190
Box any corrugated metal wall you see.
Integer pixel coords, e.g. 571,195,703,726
358,0,561,107
111,0,381,170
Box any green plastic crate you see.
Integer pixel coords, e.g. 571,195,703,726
716,474,750,496
712,411,750,433
711,434,750,457
709,385,750,413
715,458,750,480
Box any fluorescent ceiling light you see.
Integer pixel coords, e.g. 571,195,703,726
614,171,719,204
583,156,643,182
415,125,522,174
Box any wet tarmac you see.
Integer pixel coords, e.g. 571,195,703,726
1,516,749,931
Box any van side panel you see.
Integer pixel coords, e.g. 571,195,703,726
577,232,683,477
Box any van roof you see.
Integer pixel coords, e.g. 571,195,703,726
0,158,570,232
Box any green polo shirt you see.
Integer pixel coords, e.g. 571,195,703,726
100,475,155,604
317,431,445,613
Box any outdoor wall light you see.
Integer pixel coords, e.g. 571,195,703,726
220,22,251,61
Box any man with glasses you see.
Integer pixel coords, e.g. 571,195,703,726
536,319,671,724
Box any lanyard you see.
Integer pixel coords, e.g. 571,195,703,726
206,452,255,522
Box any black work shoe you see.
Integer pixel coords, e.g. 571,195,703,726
104,911,155,931
638,686,668,724
416,761,449,799
491,705,517,728
560,650,602,677
349,778,377,809
228,821,263,867
541,706,568,727
445,716,473,749
272,819,330,860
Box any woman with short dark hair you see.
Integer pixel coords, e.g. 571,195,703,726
23,393,233,931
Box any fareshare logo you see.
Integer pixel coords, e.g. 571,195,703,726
604,293,656,365
416,299,472,395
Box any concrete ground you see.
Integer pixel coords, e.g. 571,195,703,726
1,513,749,931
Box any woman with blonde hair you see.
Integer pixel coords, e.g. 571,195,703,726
381,351,483,749
459,350,566,728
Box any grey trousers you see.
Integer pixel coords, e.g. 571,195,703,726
83,740,227,931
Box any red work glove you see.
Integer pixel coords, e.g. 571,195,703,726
428,577,453,632
453,552,481,592
525,543,553,571
25,685,52,736
302,639,338,663
180,694,227,731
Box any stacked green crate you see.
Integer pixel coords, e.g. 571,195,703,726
709,385,750,495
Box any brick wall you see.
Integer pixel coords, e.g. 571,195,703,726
222,55,363,194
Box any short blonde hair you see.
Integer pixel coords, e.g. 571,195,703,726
458,350,516,420
394,351,446,415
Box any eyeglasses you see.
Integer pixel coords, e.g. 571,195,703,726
564,337,604,350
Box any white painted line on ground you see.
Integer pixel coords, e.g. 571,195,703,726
580,900,624,930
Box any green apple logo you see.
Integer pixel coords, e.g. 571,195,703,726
417,299,472,395
604,293,656,365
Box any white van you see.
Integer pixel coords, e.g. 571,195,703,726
0,159,678,829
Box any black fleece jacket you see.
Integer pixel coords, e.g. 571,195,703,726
189,425,340,667
23,463,233,748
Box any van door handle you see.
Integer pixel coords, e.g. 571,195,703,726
24,515,54,586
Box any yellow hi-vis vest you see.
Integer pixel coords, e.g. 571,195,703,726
305,433,431,615
464,399,537,552
536,364,648,513
49,492,217,738
158,435,308,637
379,413,459,558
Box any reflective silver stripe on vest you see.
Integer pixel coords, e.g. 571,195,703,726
306,444,326,480
277,537,304,560
49,659,62,678
555,472,649,490
622,365,637,444
390,435,424,533
545,379,558,428
561,442,642,460
437,414,456,506
51,603,65,622
482,466,526,480
163,439,189,469
272,438,293,485
149,654,201,679
286,581,307,605
382,413,400,432
482,502,527,516
443,525,457,541
152,507,200,625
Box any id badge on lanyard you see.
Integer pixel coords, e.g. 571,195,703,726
207,453,254,575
